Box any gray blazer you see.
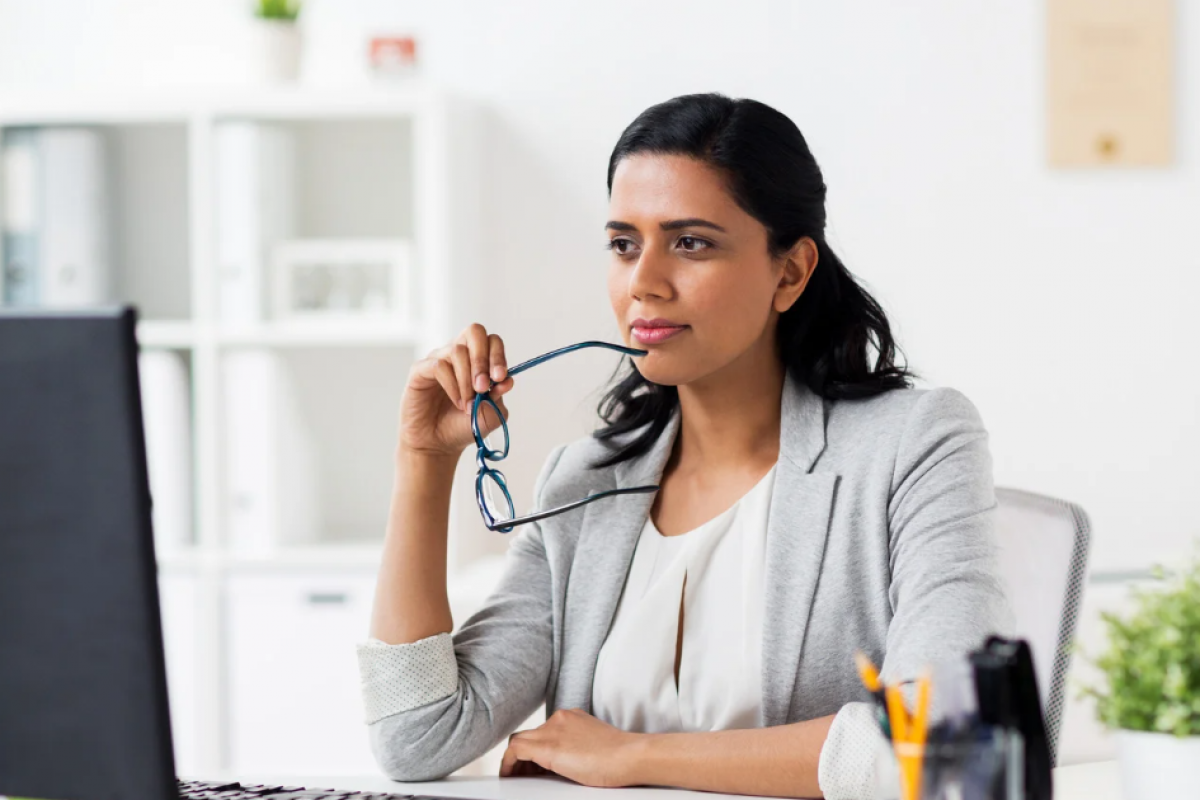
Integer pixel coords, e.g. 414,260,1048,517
357,369,1013,799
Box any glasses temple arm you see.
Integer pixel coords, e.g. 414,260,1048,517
503,341,650,379
489,484,659,529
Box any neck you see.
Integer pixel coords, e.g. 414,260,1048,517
670,340,785,476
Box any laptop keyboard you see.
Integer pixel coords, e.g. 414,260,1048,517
178,777,477,800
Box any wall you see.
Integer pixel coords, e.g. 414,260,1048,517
1,0,1196,572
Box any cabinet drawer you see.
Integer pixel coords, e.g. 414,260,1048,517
225,570,377,775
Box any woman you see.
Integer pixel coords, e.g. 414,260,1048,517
357,93,1012,799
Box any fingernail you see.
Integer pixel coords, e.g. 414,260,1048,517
491,365,504,381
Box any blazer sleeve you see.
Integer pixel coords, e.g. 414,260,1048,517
355,443,568,781
817,387,1015,800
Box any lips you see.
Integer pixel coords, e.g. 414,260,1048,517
631,318,688,344
632,317,684,328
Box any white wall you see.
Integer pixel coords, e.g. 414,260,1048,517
2,0,1196,573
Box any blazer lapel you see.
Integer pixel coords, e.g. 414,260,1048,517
761,371,836,727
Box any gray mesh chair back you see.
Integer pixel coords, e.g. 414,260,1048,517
992,487,1091,764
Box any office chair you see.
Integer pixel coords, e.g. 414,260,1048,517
992,487,1092,765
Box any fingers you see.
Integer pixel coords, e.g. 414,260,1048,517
451,343,474,410
471,385,514,433
488,333,508,385
478,393,509,431
500,733,528,778
499,743,517,777
465,324,493,394
460,324,508,393
431,324,513,413
490,375,514,398
434,356,464,411
499,732,544,779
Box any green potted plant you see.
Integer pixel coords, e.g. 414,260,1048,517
1078,551,1200,800
251,0,302,83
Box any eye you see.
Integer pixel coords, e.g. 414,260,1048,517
605,238,638,256
678,235,712,253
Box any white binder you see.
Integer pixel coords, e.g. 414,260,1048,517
1,126,110,308
221,349,319,552
2,128,41,305
138,350,194,551
39,128,111,307
215,122,295,322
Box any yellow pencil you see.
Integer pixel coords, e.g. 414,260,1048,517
885,684,917,800
884,683,908,741
854,651,882,693
909,672,932,800
913,672,932,747
857,654,933,800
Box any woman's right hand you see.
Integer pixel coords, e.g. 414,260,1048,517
397,323,514,460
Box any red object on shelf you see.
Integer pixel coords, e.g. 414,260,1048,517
368,36,418,74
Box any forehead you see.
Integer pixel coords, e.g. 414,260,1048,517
608,153,742,223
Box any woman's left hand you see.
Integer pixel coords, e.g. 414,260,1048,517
499,707,645,787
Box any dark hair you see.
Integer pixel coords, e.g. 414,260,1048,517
589,92,915,469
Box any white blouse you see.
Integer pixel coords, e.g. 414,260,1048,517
591,461,778,733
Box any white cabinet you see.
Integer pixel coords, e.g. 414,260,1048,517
225,569,378,776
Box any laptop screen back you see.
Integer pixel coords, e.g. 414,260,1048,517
0,307,178,800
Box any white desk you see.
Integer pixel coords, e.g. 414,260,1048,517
210,759,1121,800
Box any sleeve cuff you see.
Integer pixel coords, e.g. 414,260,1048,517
817,701,892,800
356,632,459,724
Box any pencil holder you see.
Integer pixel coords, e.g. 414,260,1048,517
920,727,1024,800
870,727,1024,800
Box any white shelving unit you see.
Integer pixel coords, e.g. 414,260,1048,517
0,84,496,777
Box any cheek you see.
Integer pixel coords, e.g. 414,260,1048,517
607,268,627,312
690,271,772,336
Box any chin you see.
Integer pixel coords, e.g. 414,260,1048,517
631,357,690,388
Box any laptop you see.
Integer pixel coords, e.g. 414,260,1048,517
0,307,465,800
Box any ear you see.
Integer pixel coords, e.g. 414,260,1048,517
773,237,819,314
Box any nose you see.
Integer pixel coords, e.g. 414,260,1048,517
627,242,673,302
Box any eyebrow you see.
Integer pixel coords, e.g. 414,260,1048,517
605,218,728,233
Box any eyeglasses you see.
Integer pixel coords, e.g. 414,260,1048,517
473,340,661,533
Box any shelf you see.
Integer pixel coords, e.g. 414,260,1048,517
224,543,385,570
212,85,437,121
217,320,419,348
156,543,384,571
0,84,440,126
136,320,422,349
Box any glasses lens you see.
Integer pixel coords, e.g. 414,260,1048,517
480,470,515,523
477,395,509,459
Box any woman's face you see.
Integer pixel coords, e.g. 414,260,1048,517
606,153,812,387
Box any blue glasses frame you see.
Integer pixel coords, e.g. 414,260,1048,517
473,340,660,533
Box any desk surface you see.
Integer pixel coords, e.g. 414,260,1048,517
205,759,1120,800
